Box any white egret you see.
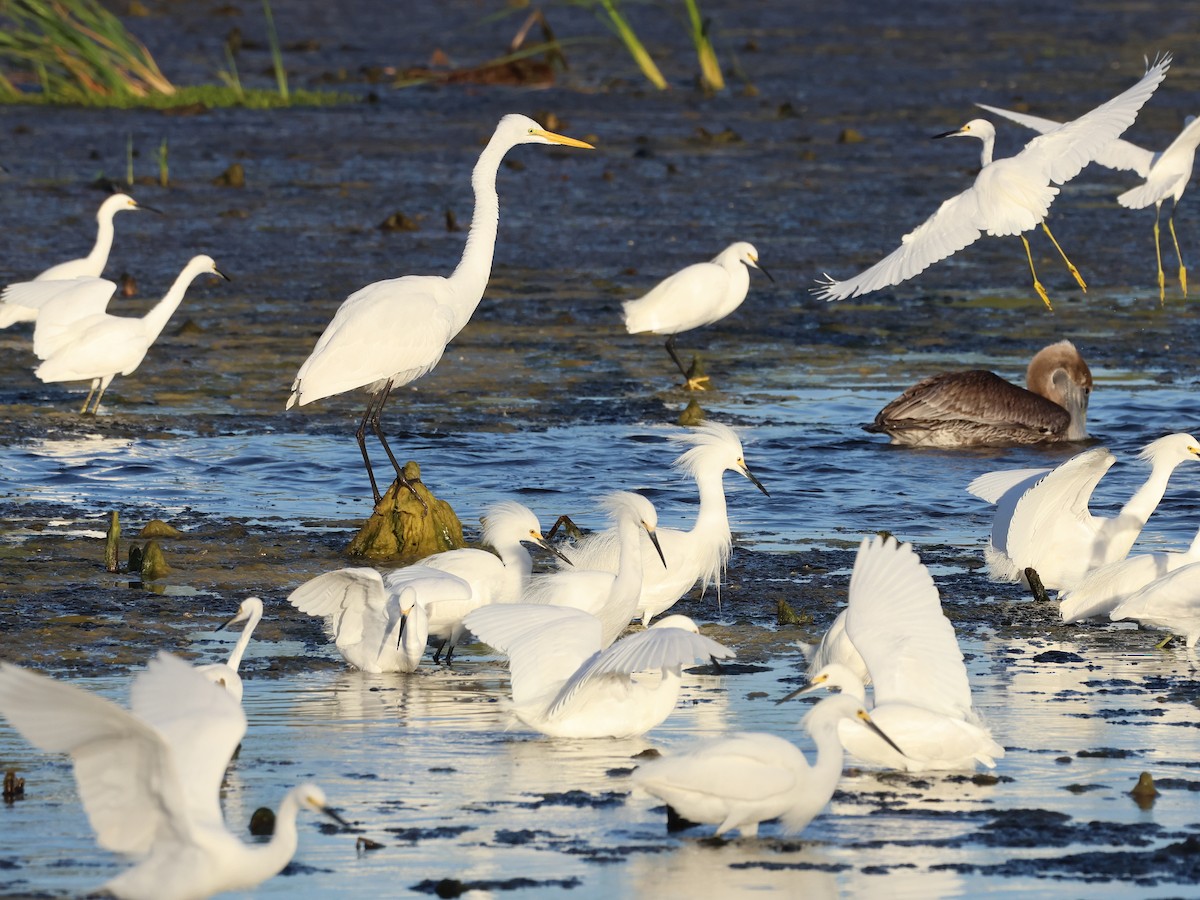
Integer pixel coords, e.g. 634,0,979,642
968,433,1200,591
979,103,1200,302
802,610,869,683
867,340,1092,447
33,254,228,414
1058,525,1200,622
0,193,155,328
464,606,733,738
525,491,665,647
1109,562,1200,648
419,499,572,661
286,114,594,505
0,652,346,900
197,596,264,702
558,422,768,624
622,242,771,390
288,565,465,673
814,55,1171,309
630,693,899,838
787,534,1003,771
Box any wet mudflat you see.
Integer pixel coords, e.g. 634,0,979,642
2,0,1200,896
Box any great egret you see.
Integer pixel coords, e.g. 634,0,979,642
558,422,767,624
197,596,264,702
979,104,1200,303
622,242,771,390
288,565,466,673
967,432,1200,591
788,536,1003,771
525,491,665,647
418,500,571,662
0,193,155,328
286,114,594,505
1058,525,1200,622
464,606,733,738
1109,561,1200,648
814,55,1171,309
32,254,228,414
629,693,900,838
0,652,346,900
867,340,1093,446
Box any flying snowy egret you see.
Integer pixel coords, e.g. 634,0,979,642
630,692,900,838
785,536,1003,771
525,491,665,647
464,605,734,738
197,596,264,702
0,193,156,329
286,114,594,505
814,55,1171,309
967,432,1200,591
559,422,767,624
1109,561,1200,648
1058,525,1200,622
622,242,772,390
867,340,1093,447
32,254,227,414
288,565,467,673
980,104,1200,303
0,652,346,900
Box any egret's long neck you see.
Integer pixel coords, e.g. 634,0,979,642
608,515,646,626
447,134,511,334
693,465,730,536
232,794,301,891
142,265,204,340
496,539,534,599
1100,458,1182,559
225,610,261,672
779,721,844,832
86,210,118,273
978,133,995,167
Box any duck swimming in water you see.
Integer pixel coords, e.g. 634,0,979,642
867,340,1092,447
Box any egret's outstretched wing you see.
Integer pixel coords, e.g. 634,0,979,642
805,609,869,683
0,658,193,856
976,104,1156,177
966,467,1052,505
814,189,986,301
385,564,475,627
546,625,734,720
845,536,972,719
288,567,388,645
464,604,602,707
23,277,120,359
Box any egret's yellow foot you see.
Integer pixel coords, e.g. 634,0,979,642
1067,263,1087,293
1158,266,1167,306
684,375,711,391
1180,265,1188,298
1033,281,1053,311
1155,633,1176,650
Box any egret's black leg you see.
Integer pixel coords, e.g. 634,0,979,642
665,334,709,390
368,379,427,513
355,391,385,505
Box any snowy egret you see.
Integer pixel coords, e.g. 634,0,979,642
0,193,155,328
525,491,665,647
32,254,227,414
286,114,594,505
1058,525,1200,622
1109,561,1200,648
288,565,466,673
0,652,346,900
867,340,1092,447
559,422,767,624
787,536,1003,771
802,610,869,683
968,433,1200,591
197,596,264,702
980,104,1200,302
464,605,733,738
630,693,899,838
420,500,571,661
814,55,1171,309
622,242,772,390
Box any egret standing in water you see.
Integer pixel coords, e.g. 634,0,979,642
979,103,1200,303
622,242,771,390
32,254,227,414
286,115,594,505
0,652,346,900
867,340,1093,447
0,193,155,328
814,55,1171,309
198,596,264,702
630,693,900,838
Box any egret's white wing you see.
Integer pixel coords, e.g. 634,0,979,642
633,732,801,801
545,626,734,720
26,278,120,359
805,609,869,683
1058,551,1175,622
1015,55,1169,186
0,659,193,856
287,567,388,645
464,604,601,708
966,467,1052,505
622,262,729,334
399,558,487,626
129,653,246,830
976,104,1155,177
1110,561,1200,623
522,568,616,618
844,536,972,718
